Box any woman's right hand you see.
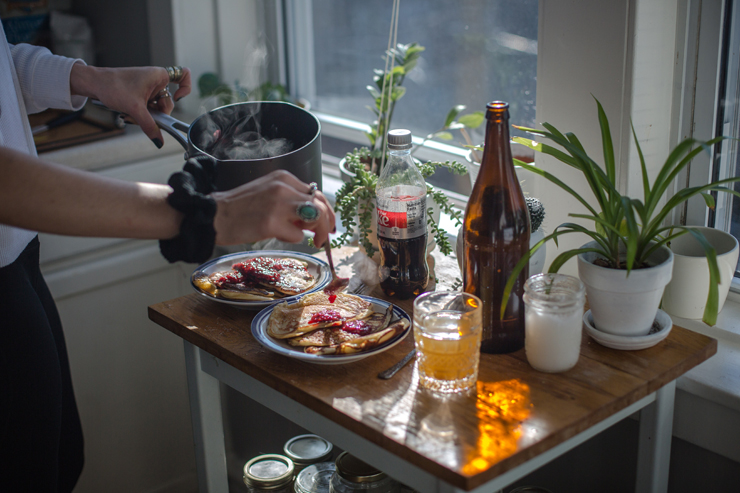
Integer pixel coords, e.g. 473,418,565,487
212,170,335,248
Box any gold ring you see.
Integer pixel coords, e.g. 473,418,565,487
165,66,184,83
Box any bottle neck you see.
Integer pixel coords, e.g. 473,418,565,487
478,110,513,175
389,148,411,157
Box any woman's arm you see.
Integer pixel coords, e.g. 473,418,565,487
0,146,181,239
0,146,335,247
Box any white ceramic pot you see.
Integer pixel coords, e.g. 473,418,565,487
577,241,674,337
662,227,739,320
455,226,546,276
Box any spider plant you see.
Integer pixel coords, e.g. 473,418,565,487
502,97,740,326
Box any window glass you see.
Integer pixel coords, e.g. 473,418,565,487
712,0,740,277
309,0,538,149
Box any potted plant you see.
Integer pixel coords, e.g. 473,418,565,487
333,42,469,258
335,43,545,261
503,97,740,332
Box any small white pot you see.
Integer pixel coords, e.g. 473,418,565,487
577,241,674,337
455,226,546,276
662,227,739,320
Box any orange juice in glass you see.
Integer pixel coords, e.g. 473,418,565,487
413,291,482,393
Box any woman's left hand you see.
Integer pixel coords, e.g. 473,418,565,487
70,64,192,148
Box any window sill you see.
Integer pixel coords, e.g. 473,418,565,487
671,291,740,414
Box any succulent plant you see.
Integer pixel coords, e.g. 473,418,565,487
526,196,546,232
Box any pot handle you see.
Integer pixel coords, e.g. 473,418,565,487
149,110,189,150
90,100,190,151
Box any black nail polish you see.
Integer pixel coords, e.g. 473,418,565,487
152,137,163,149
332,226,337,234
176,97,183,102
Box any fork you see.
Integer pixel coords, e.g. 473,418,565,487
351,282,372,296
323,242,350,293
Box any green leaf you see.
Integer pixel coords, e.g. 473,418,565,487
620,196,640,272
434,131,454,140
390,86,406,101
594,97,616,184
444,105,466,127
548,247,606,274
700,192,716,209
512,136,543,153
516,162,600,217
458,112,485,128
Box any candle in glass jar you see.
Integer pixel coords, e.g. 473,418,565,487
523,274,585,373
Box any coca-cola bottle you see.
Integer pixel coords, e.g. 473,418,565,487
463,101,530,354
376,129,429,299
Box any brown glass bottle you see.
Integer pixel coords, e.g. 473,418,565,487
463,101,530,354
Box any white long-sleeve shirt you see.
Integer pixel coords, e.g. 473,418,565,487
0,23,86,266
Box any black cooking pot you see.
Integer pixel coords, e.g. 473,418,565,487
152,101,322,192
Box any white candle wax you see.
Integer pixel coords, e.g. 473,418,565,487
525,305,583,373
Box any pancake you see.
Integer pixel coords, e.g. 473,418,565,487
304,319,410,355
267,292,373,339
192,256,317,300
287,305,393,347
233,257,316,295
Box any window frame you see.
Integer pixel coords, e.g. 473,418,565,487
668,0,740,291
282,0,522,172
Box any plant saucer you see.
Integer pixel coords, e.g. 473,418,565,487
583,309,672,350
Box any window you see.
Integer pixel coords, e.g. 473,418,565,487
285,0,538,195
714,0,740,258
679,0,740,283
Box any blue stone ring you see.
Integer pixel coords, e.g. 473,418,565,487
296,201,321,222
308,182,318,196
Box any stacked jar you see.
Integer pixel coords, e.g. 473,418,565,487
243,454,295,493
284,434,335,493
329,452,399,492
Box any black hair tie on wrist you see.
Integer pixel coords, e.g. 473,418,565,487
159,156,218,263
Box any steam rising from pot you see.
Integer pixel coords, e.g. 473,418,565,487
197,105,293,160
196,36,293,160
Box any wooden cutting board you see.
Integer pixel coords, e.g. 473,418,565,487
30,108,125,153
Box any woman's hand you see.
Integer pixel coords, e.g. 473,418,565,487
212,170,336,248
70,64,192,148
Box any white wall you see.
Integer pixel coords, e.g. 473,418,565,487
533,0,635,275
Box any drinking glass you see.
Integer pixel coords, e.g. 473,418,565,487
413,291,483,393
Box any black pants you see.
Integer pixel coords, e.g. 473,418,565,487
0,236,84,492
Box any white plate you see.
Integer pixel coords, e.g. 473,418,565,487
191,250,330,309
584,309,673,350
251,295,411,365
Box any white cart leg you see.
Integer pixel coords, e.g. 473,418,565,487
184,341,229,493
635,380,676,493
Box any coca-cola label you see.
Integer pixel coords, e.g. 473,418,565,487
377,193,426,239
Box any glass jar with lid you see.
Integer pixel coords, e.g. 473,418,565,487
294,462,335,493
329,452,399,492
283,434,334,475
243,454,295,493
